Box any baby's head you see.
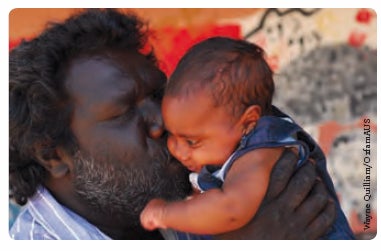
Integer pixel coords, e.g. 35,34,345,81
163,37,275,172
167,36,274,119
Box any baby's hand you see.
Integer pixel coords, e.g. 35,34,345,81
140,198,168,230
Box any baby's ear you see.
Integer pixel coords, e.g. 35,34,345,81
240,105,261,135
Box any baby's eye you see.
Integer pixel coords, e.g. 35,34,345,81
186,139,195,145
186,139,200,147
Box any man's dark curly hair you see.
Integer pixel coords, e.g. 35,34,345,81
9,8,157,205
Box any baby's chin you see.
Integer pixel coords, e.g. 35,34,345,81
185,165,203,173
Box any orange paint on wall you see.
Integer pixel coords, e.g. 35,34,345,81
9,8,84,40
349,210,377,235
152,25,241,75
9,8,260,41
318,118,377,155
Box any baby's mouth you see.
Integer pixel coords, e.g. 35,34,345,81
186,164,201,172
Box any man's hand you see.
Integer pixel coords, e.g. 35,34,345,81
216,149,336,239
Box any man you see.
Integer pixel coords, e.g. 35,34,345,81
9,8,335,240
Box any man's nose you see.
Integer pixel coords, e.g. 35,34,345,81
138,98,164,139
148,119,164,139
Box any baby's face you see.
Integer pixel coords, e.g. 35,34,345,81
162,90,243,173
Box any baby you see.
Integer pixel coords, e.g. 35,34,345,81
140,37,354,239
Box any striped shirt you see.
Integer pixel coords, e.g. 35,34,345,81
9,186,111,240
9,186,207,240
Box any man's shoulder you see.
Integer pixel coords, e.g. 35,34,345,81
9,205,58,240
9,188,112,240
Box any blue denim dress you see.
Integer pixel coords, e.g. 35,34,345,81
193,106,355,239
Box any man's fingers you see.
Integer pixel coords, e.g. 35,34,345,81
265,148,298,200
304,200,336,239
278,160,317,211
290,180,329,237
295,180,329,218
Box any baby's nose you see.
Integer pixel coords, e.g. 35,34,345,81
167,137,190,162
175,144,191,162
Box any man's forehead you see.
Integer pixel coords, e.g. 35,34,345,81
65,56,137,99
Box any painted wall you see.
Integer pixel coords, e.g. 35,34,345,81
9,8,377,239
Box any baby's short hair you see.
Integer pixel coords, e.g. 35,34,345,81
166,36,274,118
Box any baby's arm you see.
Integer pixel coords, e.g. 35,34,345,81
140,147,284,235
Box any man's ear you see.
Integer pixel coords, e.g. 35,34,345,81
239,105,261,135
34,146,70,179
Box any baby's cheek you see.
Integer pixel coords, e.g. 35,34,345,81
167,137,176,156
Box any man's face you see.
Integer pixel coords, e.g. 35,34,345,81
64,50,191,226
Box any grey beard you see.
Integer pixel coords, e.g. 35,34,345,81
72,146,191,227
